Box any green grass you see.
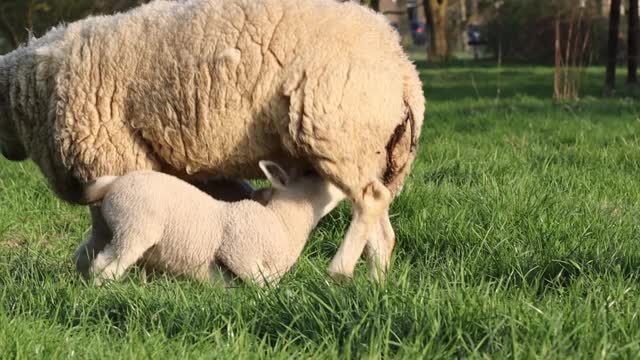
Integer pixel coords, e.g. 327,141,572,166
2,63,640,358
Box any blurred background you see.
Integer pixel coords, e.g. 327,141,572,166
0,0,636,97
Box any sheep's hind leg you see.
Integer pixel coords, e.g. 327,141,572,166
364,209,396,283
90,227,161,286
328,180,392,282
73,206,113,279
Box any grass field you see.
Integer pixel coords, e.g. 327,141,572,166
2,63,640,358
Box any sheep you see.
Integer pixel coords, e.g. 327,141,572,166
75,161,358,286
0,0,425,282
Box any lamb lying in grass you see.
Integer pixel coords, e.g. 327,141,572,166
74,161,390,286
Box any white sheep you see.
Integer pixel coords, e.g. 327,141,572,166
0,0,425,282
73,161,377,286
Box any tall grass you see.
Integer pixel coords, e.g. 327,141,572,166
1,63,640,357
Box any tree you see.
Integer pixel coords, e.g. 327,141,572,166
606,0,621,91
424,0,450,60
628,0,638,84
395,0,410,43
471,0,479,15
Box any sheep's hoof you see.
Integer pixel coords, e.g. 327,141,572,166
92,274,113,287
368,269,385,284
93,277,105,287
328,270,353,285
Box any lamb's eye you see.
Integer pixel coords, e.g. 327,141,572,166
303,170,315,176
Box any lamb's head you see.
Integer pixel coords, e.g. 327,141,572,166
0,54,27,162
258,160,345,218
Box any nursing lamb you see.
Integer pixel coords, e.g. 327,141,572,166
0,0,424,281
76,161,360,286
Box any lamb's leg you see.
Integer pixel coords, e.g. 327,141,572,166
209,263,238,288
216,255,281,288
73,206,112,278
90,227,161,286
328,180,392,281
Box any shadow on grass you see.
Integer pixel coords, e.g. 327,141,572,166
417,61,638,102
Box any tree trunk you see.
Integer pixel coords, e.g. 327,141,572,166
460,0,468,52
396,0,410,44
26,0,34,33
554,19,562,98
471,0,479,15
425,0,449,60
628,0,638,84
606,0,621,90
370,0,380,11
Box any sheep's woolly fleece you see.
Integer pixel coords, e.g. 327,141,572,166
0,0,425,203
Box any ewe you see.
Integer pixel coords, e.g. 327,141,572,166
0,0,424,281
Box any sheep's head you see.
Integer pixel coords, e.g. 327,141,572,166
0,54,28,162
258,160,345,218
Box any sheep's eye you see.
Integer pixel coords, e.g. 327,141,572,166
303,170,315,176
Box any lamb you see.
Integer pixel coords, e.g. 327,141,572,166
74,161,362,286
0,0,425,281
73,175,272,278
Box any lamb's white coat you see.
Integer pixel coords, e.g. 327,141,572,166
75,162,353,286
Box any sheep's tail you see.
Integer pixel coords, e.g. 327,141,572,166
83,176,119,203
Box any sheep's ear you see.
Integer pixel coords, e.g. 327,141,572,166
259,160,289,190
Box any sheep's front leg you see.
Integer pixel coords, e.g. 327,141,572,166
73,206,112,278
328,180,391,281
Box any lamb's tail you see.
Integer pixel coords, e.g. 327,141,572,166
83,176,119,203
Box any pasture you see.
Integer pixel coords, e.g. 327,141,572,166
1,63,640,358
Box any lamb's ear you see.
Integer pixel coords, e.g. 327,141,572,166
259,160,289,190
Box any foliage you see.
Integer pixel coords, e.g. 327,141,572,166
2,63,640,357
0,0,94,54
485,0,608,64
0,0,149,54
